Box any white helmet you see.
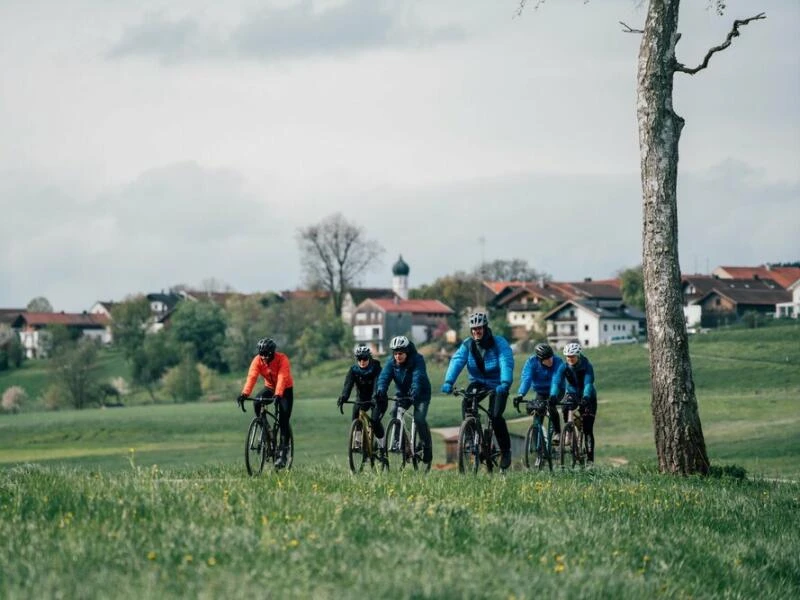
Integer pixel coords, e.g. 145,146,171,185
389,335,411,351
468,311,489,328
563,342,582,357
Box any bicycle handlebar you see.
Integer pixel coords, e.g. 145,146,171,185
339,399,375,415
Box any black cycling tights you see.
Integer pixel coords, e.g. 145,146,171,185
256,387,294,447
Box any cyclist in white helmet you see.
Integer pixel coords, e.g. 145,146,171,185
375,335,434,469
441,311,515,470
549,341,598,465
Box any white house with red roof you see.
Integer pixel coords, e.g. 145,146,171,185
352,297,454,354
11,312,111,358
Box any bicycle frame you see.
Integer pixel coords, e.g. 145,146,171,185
342,399,385,473
454,386,501,474
521,401,554,472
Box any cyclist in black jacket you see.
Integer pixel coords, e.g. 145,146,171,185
338,345,386,445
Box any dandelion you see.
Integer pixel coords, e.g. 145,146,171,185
288,539,299,548
554,563,565,573
147,551,157,561
207,557,217,566
261,515,269,526
184,554,193,563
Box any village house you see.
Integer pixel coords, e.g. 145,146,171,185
775,279,800,319
352,297,454,354
542,299,642,350
11,312,111,359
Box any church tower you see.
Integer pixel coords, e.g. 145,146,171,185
392,255,410,300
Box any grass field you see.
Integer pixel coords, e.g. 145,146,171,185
1,324,798,597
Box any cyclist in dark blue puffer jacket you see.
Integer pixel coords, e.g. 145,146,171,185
550,341,597,465
441,311,515,469
375,335,433,469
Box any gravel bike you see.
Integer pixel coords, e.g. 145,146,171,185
513,395,554,472
454,385,502,474
559,395,586,469
241,396,294,475
340,399,388,473
384,395,426,471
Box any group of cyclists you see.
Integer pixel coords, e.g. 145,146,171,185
236,310,597,471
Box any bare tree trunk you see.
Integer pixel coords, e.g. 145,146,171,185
637,0,709,474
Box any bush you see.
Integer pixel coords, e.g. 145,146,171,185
1,386,27,413
162,354,202,402
41,385,63,411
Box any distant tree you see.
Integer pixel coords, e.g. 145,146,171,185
619,265,646,311
131,333,177,401
110,296,151,361
43,324,81,355
473,259,549,282
26,297,53,312
297,213,384,316
168,301,228,371
411,273,483,326
222,295,273,371
162,347,202,402
49,339,101,409
0,325,24,371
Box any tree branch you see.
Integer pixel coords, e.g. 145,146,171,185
675,13,766,75
620,21,644,34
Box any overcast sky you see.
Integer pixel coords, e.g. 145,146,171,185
2,0,798,312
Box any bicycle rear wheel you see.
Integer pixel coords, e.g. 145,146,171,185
385,419,409,470
348,419,368,473
245,418,268,476
457,418,481,474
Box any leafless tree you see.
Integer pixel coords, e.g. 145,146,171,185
520,0,764,474
296,213,384,316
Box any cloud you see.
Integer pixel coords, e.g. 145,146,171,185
107,1,465,64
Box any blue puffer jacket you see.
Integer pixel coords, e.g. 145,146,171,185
517,354,565,397
376,343,431,402
443,329,514,391
550,355,596,400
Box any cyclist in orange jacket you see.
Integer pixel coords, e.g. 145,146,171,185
237,337,294,468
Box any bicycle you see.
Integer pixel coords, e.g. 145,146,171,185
454,385,502,474
340,399,388,473
513,395,554,472
558,395,587,469
384,395,427,471
240,396,294,476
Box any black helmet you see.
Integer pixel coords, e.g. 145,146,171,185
354,345,371,360
257,337,277,357
534,342,554,360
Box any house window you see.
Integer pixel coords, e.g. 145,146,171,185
715,298,721,307
584,339,589,347
584,324,589,331
603,324,607,332
372,327,379,338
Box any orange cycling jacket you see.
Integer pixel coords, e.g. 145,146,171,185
241,352,294,398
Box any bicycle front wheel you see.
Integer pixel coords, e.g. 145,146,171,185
385,419,410,471
524,424,537,471
348,419,367,473
245,418,268,476
559,424,574,469
412,425,430,472
457,418,481,474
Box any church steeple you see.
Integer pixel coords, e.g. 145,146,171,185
392,255,409,299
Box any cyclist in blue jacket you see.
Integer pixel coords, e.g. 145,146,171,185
512,342,565,441
441,311,515,470
375,335,433,469
549,341,597,465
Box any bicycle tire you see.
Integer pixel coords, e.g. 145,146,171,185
457,418,481,474
245,417,268,476
348,419,368,473
574,427,585,468
412,425,430,472
384,419,407,470
524,424,538,471
560,423,575,469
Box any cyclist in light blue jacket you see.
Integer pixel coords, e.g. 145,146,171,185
441,311,514,469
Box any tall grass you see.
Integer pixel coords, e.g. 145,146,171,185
1,464,798,599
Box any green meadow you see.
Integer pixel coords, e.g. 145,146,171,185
1,323,799,598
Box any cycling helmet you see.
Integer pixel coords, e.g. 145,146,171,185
563,342,582,357
468,311,489,328
389,335,411,352
534,342,554,360
354,345,371,360
257,337,277,357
